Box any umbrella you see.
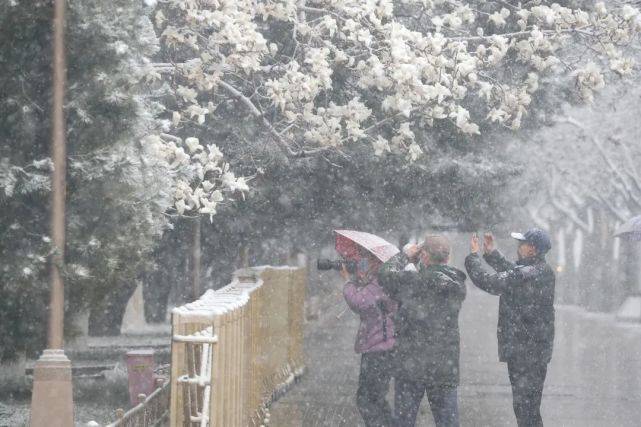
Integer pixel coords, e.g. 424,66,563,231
614,215,641,242
334,229,400,262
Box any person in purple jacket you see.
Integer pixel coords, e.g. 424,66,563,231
342,249,398,427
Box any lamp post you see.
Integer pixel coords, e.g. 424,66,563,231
30,0,74,425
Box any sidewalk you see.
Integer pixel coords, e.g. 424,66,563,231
270,286,641,426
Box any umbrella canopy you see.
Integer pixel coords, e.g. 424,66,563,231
614,215,641,241
334,229,400,262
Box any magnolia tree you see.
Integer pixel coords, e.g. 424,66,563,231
146,0,641,220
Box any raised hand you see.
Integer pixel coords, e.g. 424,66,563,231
403,243,420,262
340,264,350,281
471,233,481,254
483,232,495,254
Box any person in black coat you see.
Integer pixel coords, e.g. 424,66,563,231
464,229,555,427
379,235,467,427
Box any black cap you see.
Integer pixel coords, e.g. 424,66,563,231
511,228,552,254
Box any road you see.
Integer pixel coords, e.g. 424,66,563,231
270,285,641,426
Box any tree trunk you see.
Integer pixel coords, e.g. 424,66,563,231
142,269,172,323
620,240,641,297
554,226,569,305
599,216,618,312
571,228,584,307
592,208,610,311
88,280,137,336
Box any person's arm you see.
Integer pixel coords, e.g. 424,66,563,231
465,253,538,296
465,253,510,295
483,249,516,273
481,233,515,272
378,253,421,298
343,281,380,313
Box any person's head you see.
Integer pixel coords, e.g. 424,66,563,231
517,241,538,259
419,235,451,266
511,228,551,260
356,247,380,278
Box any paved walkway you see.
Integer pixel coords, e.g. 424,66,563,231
271,286,641,426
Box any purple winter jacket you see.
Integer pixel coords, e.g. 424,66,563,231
344,276,398,354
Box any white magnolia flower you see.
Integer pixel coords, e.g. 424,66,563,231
207,144,224,161
525,72,539,93
199,199,218,220
210,190,224,203
222,172,249,193
176,199,190,215
487,108,508,123
172,111,181,127
185,137,201,153
372,136,391,156
622,5,639,21
407,143,423,162
610,57,635,76
176,86,198,103
202,180,215,191
489,9,510,28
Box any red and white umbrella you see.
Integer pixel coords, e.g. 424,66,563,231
334,229,399,262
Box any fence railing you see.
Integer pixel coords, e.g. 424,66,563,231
103,378,170,427
170,266,307,426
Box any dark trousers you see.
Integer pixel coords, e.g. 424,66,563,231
394,378,459,427
357,351,394,427
507,360,548,427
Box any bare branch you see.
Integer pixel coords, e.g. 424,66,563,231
558,117,641,209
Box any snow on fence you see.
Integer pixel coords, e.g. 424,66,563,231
169,266,307,426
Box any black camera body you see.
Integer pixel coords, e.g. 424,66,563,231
317,258,357,274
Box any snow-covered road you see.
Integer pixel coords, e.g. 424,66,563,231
270,285,641,426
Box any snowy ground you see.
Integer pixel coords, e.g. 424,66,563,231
5,282,641,426
0,401,120,427
0,332,170,426
270,285,641,426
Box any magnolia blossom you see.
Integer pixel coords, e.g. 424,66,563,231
149,0,641,190
142,134,248,221
574,63,606,103
372,136,391,156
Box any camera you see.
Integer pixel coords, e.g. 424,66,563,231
317,259,357,274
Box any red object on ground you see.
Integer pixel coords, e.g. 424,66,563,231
334,229,399,262
125,349,155,406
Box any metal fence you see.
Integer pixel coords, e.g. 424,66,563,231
169,266,307,426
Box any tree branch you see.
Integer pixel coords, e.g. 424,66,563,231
559,117,641,209
218,80,332,159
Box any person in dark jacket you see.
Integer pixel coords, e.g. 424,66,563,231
464,229,555,427
379,235,466,427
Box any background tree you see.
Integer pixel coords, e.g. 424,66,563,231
0,0,171,357
507,77,641,312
